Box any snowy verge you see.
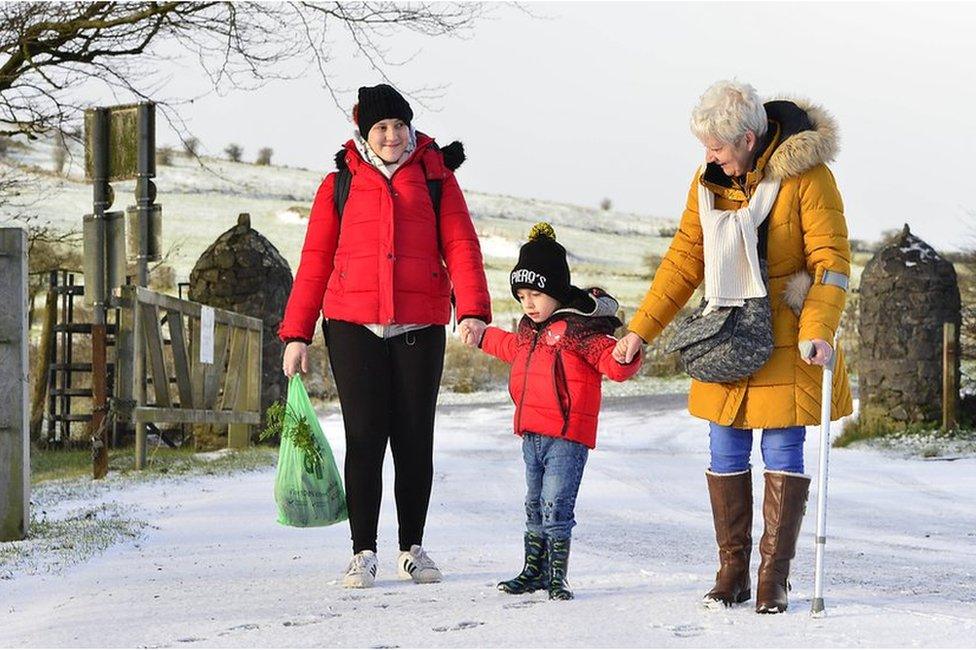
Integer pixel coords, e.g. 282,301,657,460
2,449,276,582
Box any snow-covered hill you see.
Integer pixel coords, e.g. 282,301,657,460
0,137,677,311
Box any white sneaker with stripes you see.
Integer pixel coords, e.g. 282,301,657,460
397,545,443,584
341,550,378,588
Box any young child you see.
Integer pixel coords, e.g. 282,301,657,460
470,222,642,600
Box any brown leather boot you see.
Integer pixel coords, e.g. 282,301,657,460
756,471,811,614
703,469,753,607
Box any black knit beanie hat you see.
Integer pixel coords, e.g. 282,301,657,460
510,222,573,304
355,84,413,137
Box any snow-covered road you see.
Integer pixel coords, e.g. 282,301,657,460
2,395,974,647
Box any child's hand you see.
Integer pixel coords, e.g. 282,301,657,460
612,332,644,364
458,318,486,347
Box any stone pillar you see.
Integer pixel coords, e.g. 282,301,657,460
858,225,961,423
0,228,29,541
189,214,293,427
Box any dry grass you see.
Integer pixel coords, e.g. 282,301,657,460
441,337,510,393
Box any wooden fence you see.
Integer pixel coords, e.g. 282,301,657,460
113,285,263,468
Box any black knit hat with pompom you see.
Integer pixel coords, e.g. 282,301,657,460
510,222,573,304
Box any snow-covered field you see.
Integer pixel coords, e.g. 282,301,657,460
3,395,975,648
0,139,675,308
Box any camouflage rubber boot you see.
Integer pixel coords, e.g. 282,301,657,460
497,532,549,594
547,536,574,601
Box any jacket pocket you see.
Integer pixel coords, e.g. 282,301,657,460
344,255,379,294
327,256,347,294
431,261,451,298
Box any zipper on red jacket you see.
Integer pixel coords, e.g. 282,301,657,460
553,351,571,437
514,327,540,434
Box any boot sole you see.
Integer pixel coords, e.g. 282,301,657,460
702,589,751,609
497,582,547,594
756,603,787,614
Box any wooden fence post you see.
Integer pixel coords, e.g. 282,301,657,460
1,228,29,542
943,322,958,431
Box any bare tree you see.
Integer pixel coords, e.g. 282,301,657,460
0,2,487,144
224,143,242,163
599,197,612,211
182,136,199,157
256,147,273,166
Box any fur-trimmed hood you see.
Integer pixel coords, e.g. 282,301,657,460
763,98,839,180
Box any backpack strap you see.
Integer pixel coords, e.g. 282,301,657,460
426,176,442,217
333,168,353,223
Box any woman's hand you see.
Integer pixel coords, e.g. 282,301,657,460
282,341,309,378
458,318,487,347
801,339,833,366
612,331,645,364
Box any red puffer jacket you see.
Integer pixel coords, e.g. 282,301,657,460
278,133,492,343
480,289,642,449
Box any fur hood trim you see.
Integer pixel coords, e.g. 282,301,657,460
764,97,840,180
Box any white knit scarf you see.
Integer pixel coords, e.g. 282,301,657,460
697,170,781,314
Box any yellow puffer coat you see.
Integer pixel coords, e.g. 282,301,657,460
629,99,853,428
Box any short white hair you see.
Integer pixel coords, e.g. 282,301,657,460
690,80,768,145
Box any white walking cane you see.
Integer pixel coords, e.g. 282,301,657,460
799,339,834,618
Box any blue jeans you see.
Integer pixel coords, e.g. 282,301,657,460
522,433,589,540
708,422,806,474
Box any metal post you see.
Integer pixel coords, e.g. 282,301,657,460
90,108,111,479
90,107,109,325
0,228,30,542
136,103,156,288
133,103,156,469
808,341,835,617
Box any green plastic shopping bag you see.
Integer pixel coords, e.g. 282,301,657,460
268,375,348,527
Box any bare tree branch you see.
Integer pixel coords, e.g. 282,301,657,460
0,2,488,143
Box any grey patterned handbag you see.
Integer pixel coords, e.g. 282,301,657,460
664,221,773,384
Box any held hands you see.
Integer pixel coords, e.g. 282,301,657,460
458,318,487,348
612,331,645,364
800,339,833,366
282,341,309,378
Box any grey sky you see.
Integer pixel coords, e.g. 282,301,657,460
140,2,975,251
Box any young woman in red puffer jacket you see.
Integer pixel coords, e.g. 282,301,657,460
465,223,642,601
279,84,491,590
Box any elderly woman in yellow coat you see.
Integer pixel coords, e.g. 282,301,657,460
614,80,853,614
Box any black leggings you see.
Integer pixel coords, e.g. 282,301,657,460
324,320,446,554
